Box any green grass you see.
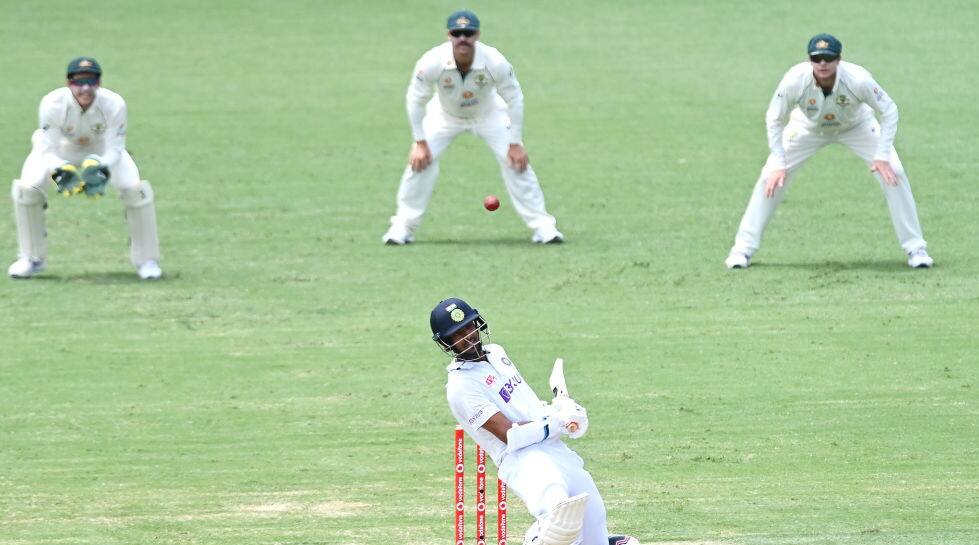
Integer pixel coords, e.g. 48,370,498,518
1,1,978,544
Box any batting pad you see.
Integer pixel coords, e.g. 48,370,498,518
11,180,47,261
539,492,589,545
120,181,160,266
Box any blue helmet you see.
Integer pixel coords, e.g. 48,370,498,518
430,297,488,358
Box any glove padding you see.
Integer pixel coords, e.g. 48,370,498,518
52,164,84,196
80,156,110,197
550,397,589,439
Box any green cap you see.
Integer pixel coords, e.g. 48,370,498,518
67,57,102,78
807,34,842,57
447,10,479,30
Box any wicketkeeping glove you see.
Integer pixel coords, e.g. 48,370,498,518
80,155,110,197
52,164,84,196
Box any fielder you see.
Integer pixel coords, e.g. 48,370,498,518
433,298,639,545
725,34,933,269
8,57,161,279
382,11,564,245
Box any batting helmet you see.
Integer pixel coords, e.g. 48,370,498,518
430,297,488,357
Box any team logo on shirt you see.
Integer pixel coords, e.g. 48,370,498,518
806,98,818,111
824,113,836,121
835,95,850,107
809,99,817,105
93,123,106,134
497,373,524,403
442,76,455,89
474,73,489,88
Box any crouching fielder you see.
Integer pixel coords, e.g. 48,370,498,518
433,298,639,545
8,57,161,280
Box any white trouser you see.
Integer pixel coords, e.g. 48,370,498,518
388,106,558,232
499,441,608,545
12,136,159,265
732,117,927,256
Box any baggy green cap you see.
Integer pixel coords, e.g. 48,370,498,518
67,57,102,77
807,34,842,57
447,10,479,30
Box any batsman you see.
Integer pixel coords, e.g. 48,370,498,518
7,57,161,279
433,298,640,545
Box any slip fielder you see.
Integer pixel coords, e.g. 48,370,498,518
382,11,563,245
725,34,933,269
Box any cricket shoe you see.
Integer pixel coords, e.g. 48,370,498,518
382,224,414,245
725,250,751,269
8,257,45,279
907,247,934,269
137,260,163,280
532,226,564,244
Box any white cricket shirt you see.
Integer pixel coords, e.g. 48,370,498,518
37,87,128,170
446,343,548,466
766,61,899,167
406,41,525,144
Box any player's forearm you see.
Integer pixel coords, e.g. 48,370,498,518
506,99,524,144
406,98,428,141
874,103,899,161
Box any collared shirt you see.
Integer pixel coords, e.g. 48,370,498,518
37,86,128,170
766,61,899,167
406,41,525,143
445,343,547,465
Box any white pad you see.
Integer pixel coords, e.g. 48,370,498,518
119,180,160,266
539,493,590,545
11,180,47,261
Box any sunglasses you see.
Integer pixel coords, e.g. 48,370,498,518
450,29,477,38
809,55,839,64
68,77,101,87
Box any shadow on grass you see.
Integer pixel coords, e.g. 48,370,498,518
754,259,916,272
410,237,560,247
27,271,177,284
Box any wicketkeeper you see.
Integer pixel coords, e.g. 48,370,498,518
8,57,161,279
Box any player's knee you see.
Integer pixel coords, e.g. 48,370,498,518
120,180,154,208
11,180,45,206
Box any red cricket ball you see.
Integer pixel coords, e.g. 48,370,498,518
483,195,500,211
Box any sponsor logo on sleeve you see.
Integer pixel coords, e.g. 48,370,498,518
872,86,885,101
468,407,485,425
485,375,495,386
